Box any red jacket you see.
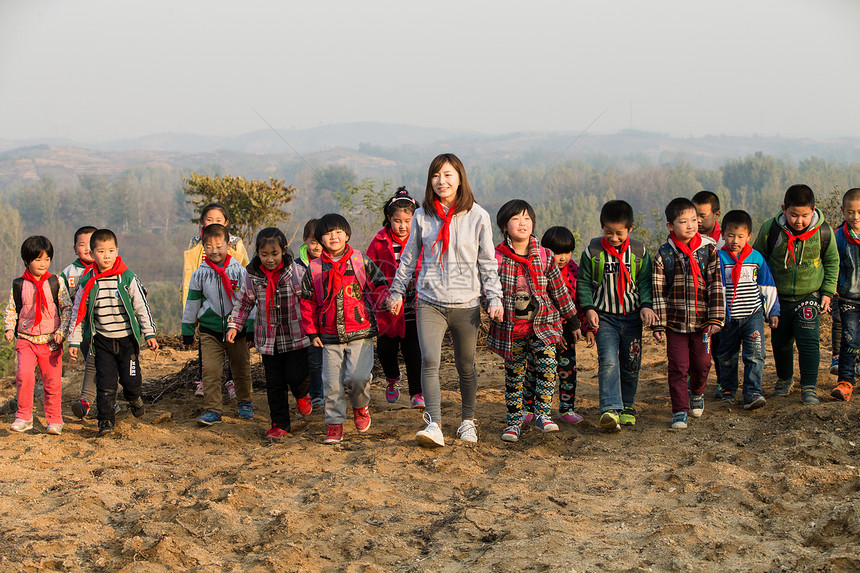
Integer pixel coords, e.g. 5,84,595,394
299,249,389,344
366,228,422,338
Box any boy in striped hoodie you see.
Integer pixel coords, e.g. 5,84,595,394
715,210,779,410
578,200,656,432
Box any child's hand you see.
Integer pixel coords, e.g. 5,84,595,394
653,330,665,342
387,297,403,315
4,329,13,342
69,347,78,361
820,295,832,314
585,309,599,330
705,324,722,336
225,328,238,343
769,316,779,329
311,337,324,348
640,308,658,328
147,338,159,351
487,305,504,322
53,332,65,345
557,338,568,352
572,328,582,343
584,331,595,348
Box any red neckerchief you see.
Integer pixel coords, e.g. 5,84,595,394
709,220,721,243
23,269,51,327
74,257,129,326
432,199,457,265
320,245,355,304
205,255,235,303
388,227,409,249
782,223,818,265
259,260,284,329
843,222,860,246
496,241,540,290
77,258,94,275
601,237,632,311
721,243,752,314
670,232,704,314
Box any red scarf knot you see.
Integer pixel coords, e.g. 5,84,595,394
259,260,285,329
843,222,860,246
320,245,355,307
74,257,129,326
432,199,457,266
709,220,721,243
600,237,632,311
782,223,818,266
22,269,52,327
205,255,236,304
387,227,409,249
669,232,704,315
496,241,541,293
721,243,752,314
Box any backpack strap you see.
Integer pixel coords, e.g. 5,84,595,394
309,258,325,304
12,277,23,317
628,239,647,283
48,275,60,309
537,246,549,273
765,218,781,259
587,238,606,286
350,250,367,291
766,218,832,260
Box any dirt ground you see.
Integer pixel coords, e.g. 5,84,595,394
0,325,858,573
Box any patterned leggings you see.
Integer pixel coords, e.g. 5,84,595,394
525,330,576,413
505,335,557,426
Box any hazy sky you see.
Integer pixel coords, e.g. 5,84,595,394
1,0,858,142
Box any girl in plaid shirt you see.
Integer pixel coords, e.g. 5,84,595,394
487,200,579,443
227,227,313,441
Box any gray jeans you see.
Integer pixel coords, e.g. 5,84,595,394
416,301,481,427
322,338,374,425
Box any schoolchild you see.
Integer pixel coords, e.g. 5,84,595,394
652,198,725,430
300,214,389,444
68,229,159,436
5,236,72,434
752,184,839,404
366,187,425,409
715,210,779,409
488,201,578,442
830,188,860,401
578,200,656,431
182,224,254,426
384,153,503,447
228,227,314,441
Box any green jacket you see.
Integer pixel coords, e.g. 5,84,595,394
67,269,157,352
752,209,839,302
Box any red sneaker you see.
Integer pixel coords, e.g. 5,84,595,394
831,381,854,402
266,424,289,441
354,406,371,432
297,394,313,416
324,424,343,444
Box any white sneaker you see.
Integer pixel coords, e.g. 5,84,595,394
46,423,63,435
10,418,33,432
194,379,204,397
415,412,445,447
456,419,478,443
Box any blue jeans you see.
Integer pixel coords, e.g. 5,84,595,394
716,311,765,402
838,298,860,385
308,345,324,400
595,312,643,412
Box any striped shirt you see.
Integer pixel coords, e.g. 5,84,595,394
717,248,779,321
92,276,133,339
577,238,654,315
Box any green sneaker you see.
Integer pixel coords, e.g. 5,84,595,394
772,379,794,396
619,407,636,426
801,388,820,405
599,410,621,432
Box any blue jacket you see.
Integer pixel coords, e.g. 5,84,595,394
717,248,780,322
836,224,860,301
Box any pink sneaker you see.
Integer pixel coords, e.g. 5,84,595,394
354,406,371,432
385,375,401,403
296,394,313,416
411,393,425,409
560,411,584,424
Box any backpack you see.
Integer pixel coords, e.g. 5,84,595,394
588,238,647,286
308,250,368,304
658,241,708,284
12,275,61,336
764,218,831,260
